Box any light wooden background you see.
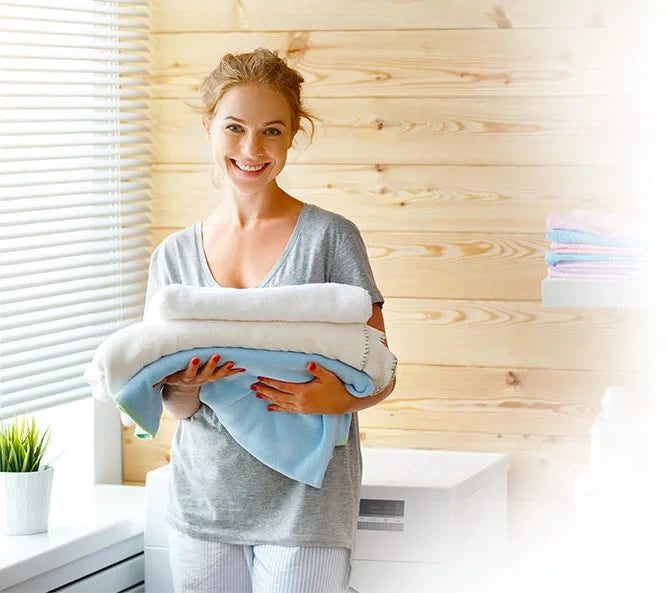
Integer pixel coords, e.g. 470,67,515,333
124,0,657,536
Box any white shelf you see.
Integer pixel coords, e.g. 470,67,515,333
0,484,145,592
541,277,654,308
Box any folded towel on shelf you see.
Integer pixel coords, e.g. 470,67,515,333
546,208,647,239
547,266,647,279
549,243,645,256
546,229,646,248
545,252,647,266
551,261,648,271
110,345,376,488
144,282,373,324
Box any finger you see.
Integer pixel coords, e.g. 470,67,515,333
209,360,237,379
253,384,294,404
267,403,295,413
256,377,295,394
196,354,222,382
203,354,221,369
182,357,200,383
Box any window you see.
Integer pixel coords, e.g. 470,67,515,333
0,1,151,423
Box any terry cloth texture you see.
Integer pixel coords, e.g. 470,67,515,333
144,202,385,553
144,281,374,323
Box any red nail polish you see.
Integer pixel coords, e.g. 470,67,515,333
251,384,257,391
308,362,316,371
192,358,200,365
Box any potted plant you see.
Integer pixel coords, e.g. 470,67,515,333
0,415,53,535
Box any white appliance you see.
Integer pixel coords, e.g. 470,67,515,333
144,447,510,593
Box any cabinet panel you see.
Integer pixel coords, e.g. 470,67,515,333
48,554,143,593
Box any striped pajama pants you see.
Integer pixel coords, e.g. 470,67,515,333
168,526,355,593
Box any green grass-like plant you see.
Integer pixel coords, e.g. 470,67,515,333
0,416,52,473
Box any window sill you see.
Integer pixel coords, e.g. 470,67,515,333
0,483,145,592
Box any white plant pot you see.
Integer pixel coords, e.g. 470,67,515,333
0,466,54,535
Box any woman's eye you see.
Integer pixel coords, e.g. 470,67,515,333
225,125,281,136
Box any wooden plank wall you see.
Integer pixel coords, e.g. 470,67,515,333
124,0,656,533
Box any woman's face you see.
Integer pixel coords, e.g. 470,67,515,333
202,84,296,193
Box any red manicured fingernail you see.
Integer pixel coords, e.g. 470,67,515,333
250,384,257,390
192,358,200,365
212,354,220,362
307,362,316,371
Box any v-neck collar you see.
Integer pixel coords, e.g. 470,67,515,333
194,202,311,289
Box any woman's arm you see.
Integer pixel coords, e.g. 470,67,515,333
161,384,202,420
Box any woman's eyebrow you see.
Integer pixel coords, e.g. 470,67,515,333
223,116,286,126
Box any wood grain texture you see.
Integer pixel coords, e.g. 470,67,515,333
151,0,653,31
150,163,649,233
149,29,637,98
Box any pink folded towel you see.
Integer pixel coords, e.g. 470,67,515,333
548,264,647,278
553,261,647,271
549,243,645,256
546,208,646,239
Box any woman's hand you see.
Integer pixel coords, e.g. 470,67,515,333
251,362,354,415
152,355,246,390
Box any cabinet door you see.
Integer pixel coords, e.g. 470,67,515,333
49,554,143,593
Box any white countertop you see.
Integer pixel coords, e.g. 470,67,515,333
0,483,145,591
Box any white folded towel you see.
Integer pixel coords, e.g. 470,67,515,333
83,319,396,404
144,282,374,323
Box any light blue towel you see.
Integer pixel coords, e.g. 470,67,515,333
546,229,643,248
544,252,643,265
114,346,376,488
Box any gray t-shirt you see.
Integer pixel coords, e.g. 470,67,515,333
143,202,384,552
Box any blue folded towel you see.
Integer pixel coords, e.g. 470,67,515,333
114,346,376,488
545,252,643,265
546,229,643,248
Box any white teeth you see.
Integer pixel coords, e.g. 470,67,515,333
234,160,267,172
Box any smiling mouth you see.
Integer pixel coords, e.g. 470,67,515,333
229,158,270,173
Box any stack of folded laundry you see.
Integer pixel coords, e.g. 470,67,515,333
83,282,398,488
545,208,649,279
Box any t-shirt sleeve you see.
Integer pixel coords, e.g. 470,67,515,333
328,221,384,308
142,243,172,320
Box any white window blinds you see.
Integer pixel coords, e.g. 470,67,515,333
0,0,151,420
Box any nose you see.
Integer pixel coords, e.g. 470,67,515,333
240,131,266,158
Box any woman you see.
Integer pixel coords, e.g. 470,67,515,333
145,48,396,593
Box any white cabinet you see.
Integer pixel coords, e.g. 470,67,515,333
0,485,145,593
144,448,511,593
